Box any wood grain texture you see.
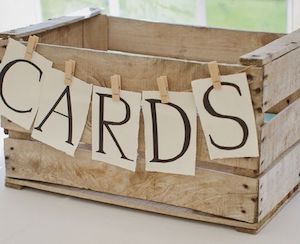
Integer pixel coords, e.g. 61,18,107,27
0,43,263,173
4,138,258,223
5,176,300,234
267,89,300,114
83,15,108,50
108,16,281,64
37,21,84,48
260,98,300,172
258,141,300,221
5,177,259,231
0,8,101,39
263,47,300,113
240,28,300,66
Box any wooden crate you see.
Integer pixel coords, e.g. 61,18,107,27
1,8,299,233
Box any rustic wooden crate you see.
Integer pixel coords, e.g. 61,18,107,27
0,8,299,233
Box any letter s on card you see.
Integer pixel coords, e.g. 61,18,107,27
191,72,259,160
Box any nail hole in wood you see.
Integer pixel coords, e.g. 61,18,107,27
243,184,249,189
5,156,9,160
246,74,253,81
10,147,14,150
251,197,257,202
257,107,262,113
11,167,15,171
255,88,261,94
260,198,263,202
261,160,264,165
287,99,290,104
241,210,246,214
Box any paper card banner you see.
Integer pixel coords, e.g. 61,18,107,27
31,68,92,156
0,38,52,130
191,72,259,159
142,91,197,176
92,86,141,171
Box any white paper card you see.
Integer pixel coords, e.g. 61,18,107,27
0,38,52,129
142,91,197,176
32,68,92,156
192,72,259,159
92,87,141,171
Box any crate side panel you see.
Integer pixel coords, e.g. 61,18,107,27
263,47,300,113
4,138,258,223
259,141,300,221
260,98,300,172
108,16,281,64
0,43,263,173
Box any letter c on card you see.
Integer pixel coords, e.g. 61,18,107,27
0,59,42,113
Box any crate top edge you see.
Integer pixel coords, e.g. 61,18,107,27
0,7,102,39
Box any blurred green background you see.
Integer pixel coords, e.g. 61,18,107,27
40,0,287,33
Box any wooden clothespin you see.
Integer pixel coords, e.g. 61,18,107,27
25,35,39,60
111,74,121,101
64,60,76,86
208,61,222,89
157,76,169,103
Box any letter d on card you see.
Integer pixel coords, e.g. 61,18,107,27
192,72,259,159
142,91,197,176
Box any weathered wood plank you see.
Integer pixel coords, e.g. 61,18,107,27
258,141,300,221
267,89,300,114
5,177,260,231
0,8,101,39
83,15,108,50
108,16,281,64
262,47,300,112
260,98,300,171
4,138,258,223
1,116,259,176
240,28,300,66
0,43,263,172
37,21,84,48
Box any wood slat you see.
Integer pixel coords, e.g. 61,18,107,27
83,15,108,50
108,16,281,64
5,177,260,231
260,98,300,172
4,138,258,223
0,8,101,39
37,21,84,48
262,47,300,113
240,28,300,66
258,141,300,221
0,43,263,173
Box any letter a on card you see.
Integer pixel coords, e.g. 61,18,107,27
191,72,259,159
0,38,52,129
142,91,197,176
32,68,92,156
92,86,141,171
